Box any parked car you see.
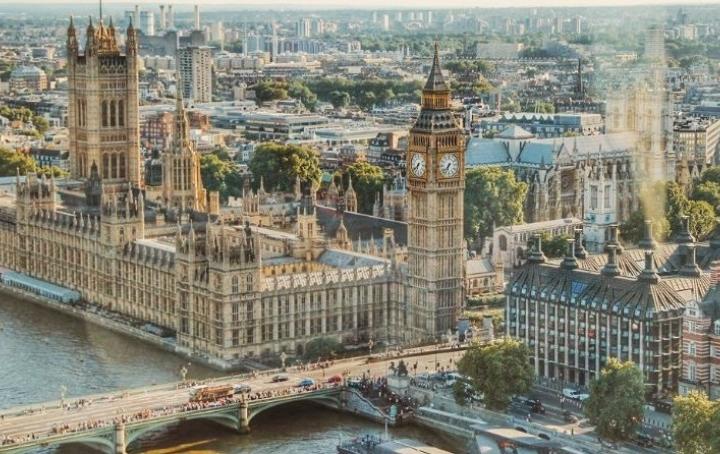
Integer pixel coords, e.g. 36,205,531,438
233,383,252,394
524,398,546,414
297,378,315,388
562,388,589,401
272,373,289,382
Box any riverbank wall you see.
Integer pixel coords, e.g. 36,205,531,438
0,284,239,371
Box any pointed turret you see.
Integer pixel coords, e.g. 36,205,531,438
424,42,448,92
86,16,96,55
67,16,78,56
345,174,357,212
126,17,138,55
174,73,192,153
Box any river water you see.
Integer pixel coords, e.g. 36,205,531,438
0,293,465,453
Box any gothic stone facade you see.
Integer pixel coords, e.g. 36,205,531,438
0,29,465,365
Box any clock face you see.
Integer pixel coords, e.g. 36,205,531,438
439,154,459,178
411,153,426,177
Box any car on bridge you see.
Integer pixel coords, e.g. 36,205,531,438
327,374,343,384
297,378,315,388
190,385,234,402
233,383,252,394
272,373,289,382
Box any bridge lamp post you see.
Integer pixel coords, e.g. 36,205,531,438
368,338,374,356
280,351,288,371
59,385,67,409
180,362,190,382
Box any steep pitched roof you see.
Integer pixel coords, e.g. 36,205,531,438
496,125,535,140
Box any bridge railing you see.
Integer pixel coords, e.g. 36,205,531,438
0,345,442,419
0,344,465,422
0,385,344,451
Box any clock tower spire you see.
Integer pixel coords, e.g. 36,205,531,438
406,43,466,339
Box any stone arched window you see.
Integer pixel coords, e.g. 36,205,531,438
118,100,125,126
101,101,108,127
499,234,508,252
111,154,118,179
102,154,109,178
110,100,117,127
118,155,126,179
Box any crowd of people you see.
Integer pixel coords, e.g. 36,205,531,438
352,375,418,420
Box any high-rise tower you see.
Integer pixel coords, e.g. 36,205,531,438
406,44,466,338
66,17,141,193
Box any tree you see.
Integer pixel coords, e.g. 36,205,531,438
700,167,720,185
200,153,230,195
685,200,716,241
452,381,471,406
457,338,534,411
288,81,317,111
0,147,38,176
464,167,527,245
330,90,351,109
344,161,386,214
253,79,288,105
539,233,570,258
303,336,343,361
473,77,494,95
200,154,244,201
584,358,645,441
249,143,321,192
534,101,555,113
37,166,68,178
666,181,688,234
673,391,716,454
32,115,49,135
692,181,720,212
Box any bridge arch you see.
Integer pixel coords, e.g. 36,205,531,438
125,412,238,447
42,435,116,454
247,394,342,423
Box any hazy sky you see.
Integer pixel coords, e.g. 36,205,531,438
8,0,720,7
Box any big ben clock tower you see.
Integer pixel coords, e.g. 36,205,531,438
406,43,466,339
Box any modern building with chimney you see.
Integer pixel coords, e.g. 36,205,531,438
506,219,715,397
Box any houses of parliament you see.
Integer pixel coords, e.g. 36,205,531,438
0,21,466,366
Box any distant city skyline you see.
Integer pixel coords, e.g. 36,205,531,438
3,0,720,8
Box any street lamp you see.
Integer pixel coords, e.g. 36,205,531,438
368,338,374,356
280,351,288,370
59,385,67,409
180,362,190,382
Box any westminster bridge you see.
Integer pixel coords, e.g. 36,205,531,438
0,348,465,453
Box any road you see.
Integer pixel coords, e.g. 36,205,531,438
0,348,465,448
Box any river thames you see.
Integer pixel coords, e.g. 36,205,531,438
0,293,464,453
